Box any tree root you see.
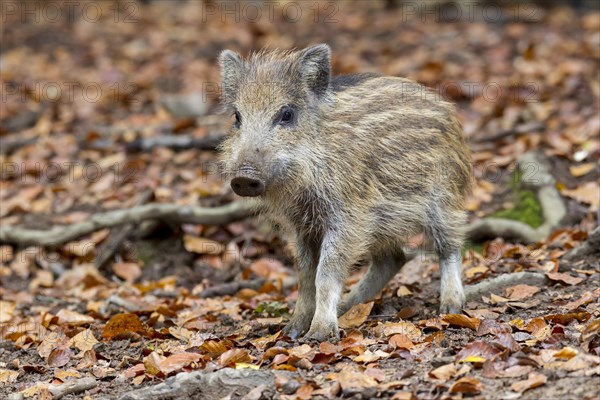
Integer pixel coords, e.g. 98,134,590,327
465,152,566,243
465,272,547,301
95,189,154,269
48,377,98,399
0,201,255,246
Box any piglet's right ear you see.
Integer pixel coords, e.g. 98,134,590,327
219,50,243,103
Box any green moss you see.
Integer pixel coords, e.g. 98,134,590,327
490,171,543,228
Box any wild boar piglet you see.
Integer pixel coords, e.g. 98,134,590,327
219,44,472,341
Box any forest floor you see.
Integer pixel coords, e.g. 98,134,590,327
1,2,599,399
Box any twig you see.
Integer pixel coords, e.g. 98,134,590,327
48,377,97,399
95,190,154,269
465,152,566,243
198,278,266,298
0,201,255,246
126,134,224,153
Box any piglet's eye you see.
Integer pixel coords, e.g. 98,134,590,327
234,111,241,126
277,106,296,126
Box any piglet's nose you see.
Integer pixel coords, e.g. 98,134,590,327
231,176,265,197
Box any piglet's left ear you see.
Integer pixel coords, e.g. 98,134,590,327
296,44,331,100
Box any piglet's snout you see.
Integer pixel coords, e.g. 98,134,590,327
231,166,265,196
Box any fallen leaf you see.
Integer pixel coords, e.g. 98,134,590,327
68,329,98,352
183,235,224,255
429,363,456,381
0,301,16,323
250,330,281,350
339,302,373,329
545,311,591,325
0,369,19,383
219,348,251,367
442,314,480,330
354,349,391,363
113,262,142,283
553,347,578,360
102,313,154,340
54,369,81,381
510,372,547,393
382,321,422,341
159,352,202,374
504,284,541,300
456,341,503,363
561,182,599,211
449,377,482,394
47,346,73,367
56,309,95,325
330,367,378,391
569,162,596,177
389,334,414,349
546,272,584,285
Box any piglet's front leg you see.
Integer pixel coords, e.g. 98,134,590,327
303,232,360,342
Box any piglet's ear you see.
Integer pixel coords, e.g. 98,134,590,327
219,50,243,104
296,44,331,100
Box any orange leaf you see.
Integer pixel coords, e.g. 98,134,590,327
442,314,481,330
339,302,373,329
218,349,251,367
101,313,153,340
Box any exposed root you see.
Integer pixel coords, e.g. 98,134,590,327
0,201,255,246
465,272,547,301
48,377,98,399
465,152,566,243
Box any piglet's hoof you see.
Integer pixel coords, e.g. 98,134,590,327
282,314,313,340
301,321,340,343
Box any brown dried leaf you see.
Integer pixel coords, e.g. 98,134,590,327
428,363,456,382
218,348,251,367
68,329,98,352
449,377,482,394
504,284,541,300
477,319,512,336
101,313,153,340
0,369,19,383
56,309,95,325
159,352,202,374
545,311,591,325
339,302,373,329
389,334,414,349
112,262,142,283
510,372,547,393
546,272,584,285
250,330,281,350
456,341,502,363
382,321,422,341
561,182,599,211
442,314,480,330
47,346,73,367
329,367,378,391
183,235,224,255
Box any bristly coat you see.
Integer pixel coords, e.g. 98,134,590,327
219,44,472,341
